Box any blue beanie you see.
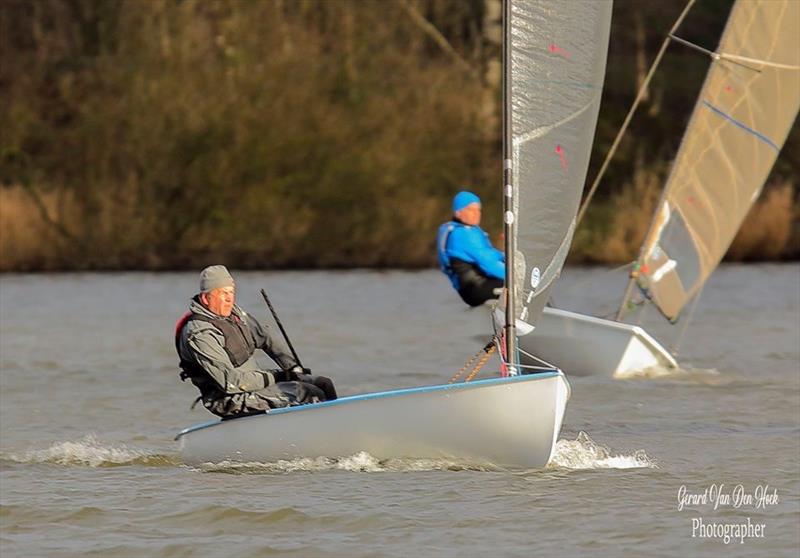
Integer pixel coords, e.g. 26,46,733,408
453,191,481,212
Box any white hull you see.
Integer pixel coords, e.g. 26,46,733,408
519,307,677,377
176,372,570,469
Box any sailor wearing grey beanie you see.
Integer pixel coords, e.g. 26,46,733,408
199,265,235,293
174,265,338,419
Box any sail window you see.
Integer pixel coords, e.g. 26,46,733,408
658,209,701,293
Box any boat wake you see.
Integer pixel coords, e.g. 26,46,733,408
615,364,723,383
549,432,656,470
2,435,179,468
196,433,657,474
194,452,501,474
2,433,655,473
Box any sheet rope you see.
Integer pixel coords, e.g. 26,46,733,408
449,337,497,383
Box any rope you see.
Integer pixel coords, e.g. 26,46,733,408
449,337,497,384
636,294,649,326
576,0,697,227
465,344,496,382
448,351,482,383
670,286,703,356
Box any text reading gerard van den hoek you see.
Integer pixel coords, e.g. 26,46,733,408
677,483,779,512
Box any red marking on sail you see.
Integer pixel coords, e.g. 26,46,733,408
548,43,571,59
555,144,568,171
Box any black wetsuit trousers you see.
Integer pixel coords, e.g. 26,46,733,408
458,277,503,307
451,258,503,307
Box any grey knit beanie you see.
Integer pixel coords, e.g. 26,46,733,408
199,265,235,293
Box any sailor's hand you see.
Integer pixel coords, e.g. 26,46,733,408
290,365,312,375
275,369,300,382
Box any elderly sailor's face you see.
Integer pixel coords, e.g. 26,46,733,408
202,286,236,317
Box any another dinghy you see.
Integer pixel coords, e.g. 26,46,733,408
521,0,800,377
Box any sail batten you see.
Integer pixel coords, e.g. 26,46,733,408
635,0,800,321
507,0,613,328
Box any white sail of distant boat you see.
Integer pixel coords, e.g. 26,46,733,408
521,0,800,377
176,0,613,469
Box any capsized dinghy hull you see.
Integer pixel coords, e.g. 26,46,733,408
176,372,570,469
520,307,677,377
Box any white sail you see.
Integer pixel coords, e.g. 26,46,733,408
635,0,800,321
509,0,613,327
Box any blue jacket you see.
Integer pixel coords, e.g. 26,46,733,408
437,220,505,289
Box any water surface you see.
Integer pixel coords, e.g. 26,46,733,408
1,265,798,557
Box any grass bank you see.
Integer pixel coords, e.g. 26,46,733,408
2,180,796,272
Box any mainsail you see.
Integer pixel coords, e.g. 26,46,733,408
507,0,613,327
634,0,800,321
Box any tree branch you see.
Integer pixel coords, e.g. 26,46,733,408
19,180,81,245
399,0,476,77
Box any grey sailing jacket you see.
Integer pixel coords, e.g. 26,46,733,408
176,297,298,394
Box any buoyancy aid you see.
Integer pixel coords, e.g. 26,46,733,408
174,311,257,386
437,221,462,289
438,220,500,291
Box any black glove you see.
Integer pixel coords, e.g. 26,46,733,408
273,369,300,382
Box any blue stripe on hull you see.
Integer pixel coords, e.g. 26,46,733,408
175,371,560,440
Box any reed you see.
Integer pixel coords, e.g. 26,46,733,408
728,182,796,261
570,176,798,265
570,161,663,264
0,186,68,271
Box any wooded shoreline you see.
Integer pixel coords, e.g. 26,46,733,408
1,0,797,271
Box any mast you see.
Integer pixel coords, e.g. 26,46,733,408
615,270,638,321
502,0,518,374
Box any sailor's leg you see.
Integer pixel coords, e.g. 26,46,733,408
208,387,292,418
459,277,504,306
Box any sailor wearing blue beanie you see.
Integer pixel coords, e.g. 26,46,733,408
452,191,481,212
436,190,505,307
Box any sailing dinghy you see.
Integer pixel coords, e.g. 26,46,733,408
177,373,570,467
520,0,800,377
176,0,613,468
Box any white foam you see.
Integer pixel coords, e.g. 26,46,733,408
5,435,171,467
549,432,656,470
198,436,656,474
616,364,721,382
615,364,677,379
197,451,495,474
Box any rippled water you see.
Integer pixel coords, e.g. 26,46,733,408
1,265,798,557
